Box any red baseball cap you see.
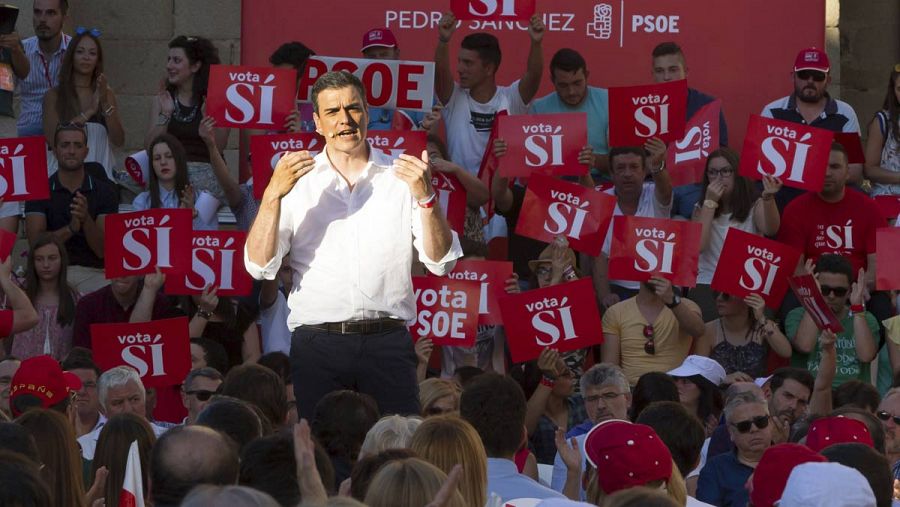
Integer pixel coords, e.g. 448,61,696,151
361,28,398,53
584,419,672,495
9,355,82,417
794,47,830,73
750,443,827,507
805,416,874,452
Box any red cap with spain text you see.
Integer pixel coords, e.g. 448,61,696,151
9,355,82,417
794,47,830,73
361,28,398,52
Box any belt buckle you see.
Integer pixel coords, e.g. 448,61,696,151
341,321,351,334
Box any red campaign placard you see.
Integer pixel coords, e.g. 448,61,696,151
450,0,536,20
608,80,688,147
0,136,49,202
206,65,297,130
515,173,617,256
477,110,507,219
432,172,467,235
410,276,480,347
710,228,802,309
666,100,721,187
250,132,325,200
739,115,834,192
298,56,435,113
496,113,588,177
789,274,843,333
608,215,702,287
368,130,427,159
164,230,254,297
874,196,900,222
498,278,602,363
104,209,193,279
446,259,514,325
834,132,865,165
90,317,192,389
876,228,900,290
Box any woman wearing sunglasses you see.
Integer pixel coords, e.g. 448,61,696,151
694,291,792,382
691,148,782,321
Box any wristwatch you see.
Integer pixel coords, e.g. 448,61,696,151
665,294,682,309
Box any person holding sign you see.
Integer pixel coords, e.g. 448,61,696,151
244,71,462,419
691,148,782,320
864,66,900,198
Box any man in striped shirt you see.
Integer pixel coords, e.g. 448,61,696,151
16,0,70,136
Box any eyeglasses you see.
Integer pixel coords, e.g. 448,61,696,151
585,392,627,403
185,389,220,401
796,70,827,82
707,167,734,178
730,415,770,433
643,325,655,355
819,285,849,297
877,410,900,425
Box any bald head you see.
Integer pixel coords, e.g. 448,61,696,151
150,425,239,506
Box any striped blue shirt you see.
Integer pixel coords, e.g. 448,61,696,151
16,34,70,135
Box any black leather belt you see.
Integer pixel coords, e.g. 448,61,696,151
300,318,407,335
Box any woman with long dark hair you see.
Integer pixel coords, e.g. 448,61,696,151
42,29,124,180
865,65,900,198
667,355,726,437
16,409,91,507
690,147,782,320
92,413,156,507
11,233,79,360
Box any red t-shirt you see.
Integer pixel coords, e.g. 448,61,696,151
778,189,884,273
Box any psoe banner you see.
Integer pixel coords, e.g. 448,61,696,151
410,276,480,347
298,56,435,113
90,317,191,389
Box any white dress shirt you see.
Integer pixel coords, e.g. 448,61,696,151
244,148,462,330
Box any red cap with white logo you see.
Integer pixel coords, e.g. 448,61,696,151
794,47,830,73
361,28,398,53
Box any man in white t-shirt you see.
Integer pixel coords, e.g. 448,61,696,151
592,143,672,309
434,11,545,175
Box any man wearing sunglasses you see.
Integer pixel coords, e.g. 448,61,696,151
697,390,772,507
180,367,223,425
876,388,900,481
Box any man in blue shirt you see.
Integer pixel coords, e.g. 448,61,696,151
461,373,565,502
530,48,609,180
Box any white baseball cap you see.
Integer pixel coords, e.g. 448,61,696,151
777,462,876,507
667,355,727,386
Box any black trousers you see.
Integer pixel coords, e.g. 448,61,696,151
290,325,420,420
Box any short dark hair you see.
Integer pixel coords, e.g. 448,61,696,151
769,367,815,398
190,338,230,376
652,42,685,63
549,48,586,80
257,352,291,385
60,351,101,377
453,366,485,388
833,380,880,413
196,396,263,452
0,450,52,506
460,33,501,71
609,146,647,171
821,443,893,507
460,373,526,457
815,253,854,286
311,70,366,114
184,367,224,391
221,364,287,429
630,372,680,421
311,390,380,462
829,406,886,454
0,422,40,462
239,432,336,506
830,141,848,163
149,425,239,506
636,401,706,476
53,123,87,146
350,448,417,501
269,41,315,70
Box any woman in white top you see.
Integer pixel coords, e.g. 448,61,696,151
132,133,216,230
690,148,782,321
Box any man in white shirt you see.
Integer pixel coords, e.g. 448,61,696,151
244,71,462,419
78,366,168,460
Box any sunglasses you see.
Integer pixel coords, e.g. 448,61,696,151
796,70,826,82
185,389,220,401
730,415,770,433
877,410,900,425
819,285,848,298
643,325,655,355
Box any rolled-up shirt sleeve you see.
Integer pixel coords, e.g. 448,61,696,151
411,205,463,276
243,199,294,280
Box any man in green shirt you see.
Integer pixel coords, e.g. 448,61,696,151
786,254,878,387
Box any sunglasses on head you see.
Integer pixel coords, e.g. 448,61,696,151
643,324,655,355
819,285,848,297
797,69,826,82
877,410,900,425
186,388,220,401
730,415,770,433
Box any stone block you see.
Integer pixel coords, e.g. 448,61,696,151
103,40,171,96
174,0,241,40
212,39,241,65
826,0,839,27
70,0,174,40
117,94,153,155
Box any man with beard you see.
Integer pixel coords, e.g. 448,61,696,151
761,47,864,207
16,0,70,136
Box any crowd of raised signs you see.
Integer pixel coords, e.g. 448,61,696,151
3,0,900,506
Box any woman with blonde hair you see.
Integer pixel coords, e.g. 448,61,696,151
16,409,92,507
418,378,461,417
410,414,488,507
363,457,466,507
359,415,422,459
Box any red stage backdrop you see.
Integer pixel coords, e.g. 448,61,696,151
241,0,824,155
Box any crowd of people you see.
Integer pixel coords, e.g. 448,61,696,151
1,0,900,506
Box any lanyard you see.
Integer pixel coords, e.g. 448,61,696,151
37,51,53,88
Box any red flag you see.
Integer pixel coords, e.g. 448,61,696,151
608,80,688,147
739,115,834,192
118,440,144,507
608,216,702,287
710,228,802,309
496,113,588,177
666,99,721,186
477,110,508,220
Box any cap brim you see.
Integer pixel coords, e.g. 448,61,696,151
666,365,701,378
794,66,829,73
360,43,396,52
